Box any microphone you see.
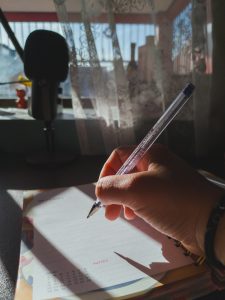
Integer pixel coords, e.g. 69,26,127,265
23,30,74,165
24,29,69,121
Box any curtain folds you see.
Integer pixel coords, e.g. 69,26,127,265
54,0,224,159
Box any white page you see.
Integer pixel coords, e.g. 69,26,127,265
30,185,193,300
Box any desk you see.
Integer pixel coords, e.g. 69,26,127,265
0,153,106,299
0,153,224,299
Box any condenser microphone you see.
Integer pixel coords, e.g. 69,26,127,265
24,29,69,121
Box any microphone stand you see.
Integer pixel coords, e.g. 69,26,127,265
0,8,24,61
26,94,75,166
44,120,55,154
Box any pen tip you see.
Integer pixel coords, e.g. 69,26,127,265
87,203,100,218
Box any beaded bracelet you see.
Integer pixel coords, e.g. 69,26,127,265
204,195,225,269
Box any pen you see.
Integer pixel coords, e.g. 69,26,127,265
87,82,195,218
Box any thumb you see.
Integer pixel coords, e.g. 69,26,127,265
96,173,136,207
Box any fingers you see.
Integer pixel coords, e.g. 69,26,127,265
96,174,135,206
97,147,140,221
105,205,136,221
96,144,171,222
124,206,136,220
105,204,121,220
96,170,155,206
99,147,135,178
99,144,170,179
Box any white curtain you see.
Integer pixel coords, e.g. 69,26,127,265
54,0,223,159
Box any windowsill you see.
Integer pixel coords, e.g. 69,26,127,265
0,107,75,120
0,106,102,155
0,97,97,120
0,97,72,107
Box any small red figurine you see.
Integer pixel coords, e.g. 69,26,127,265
16,88,27,109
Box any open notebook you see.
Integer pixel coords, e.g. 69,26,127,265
14,184,216,300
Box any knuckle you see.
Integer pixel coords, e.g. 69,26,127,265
149,143,168,155
127,174,143,193
95,179,106,199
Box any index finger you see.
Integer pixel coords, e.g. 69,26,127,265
99,144,165,179
99,146,135,179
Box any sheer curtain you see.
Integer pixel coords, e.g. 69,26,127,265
54,0,224,159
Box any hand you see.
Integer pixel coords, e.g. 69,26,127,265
96,144,224,256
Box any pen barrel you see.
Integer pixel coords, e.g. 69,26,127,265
117,83,195,175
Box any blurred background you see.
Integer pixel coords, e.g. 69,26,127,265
0,0,224,159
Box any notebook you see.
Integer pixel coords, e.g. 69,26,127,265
14,183,216,300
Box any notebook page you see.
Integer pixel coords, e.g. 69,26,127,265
30,185,193,299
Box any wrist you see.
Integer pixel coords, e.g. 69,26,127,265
214,211,225,265
195,186,225,259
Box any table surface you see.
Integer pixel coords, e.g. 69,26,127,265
0,152,225,300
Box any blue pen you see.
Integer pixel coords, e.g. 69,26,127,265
87,82,195,218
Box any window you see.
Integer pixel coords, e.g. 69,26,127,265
172,3,192,74
0,20,154,99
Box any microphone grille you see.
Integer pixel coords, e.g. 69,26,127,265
24,29,69,81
